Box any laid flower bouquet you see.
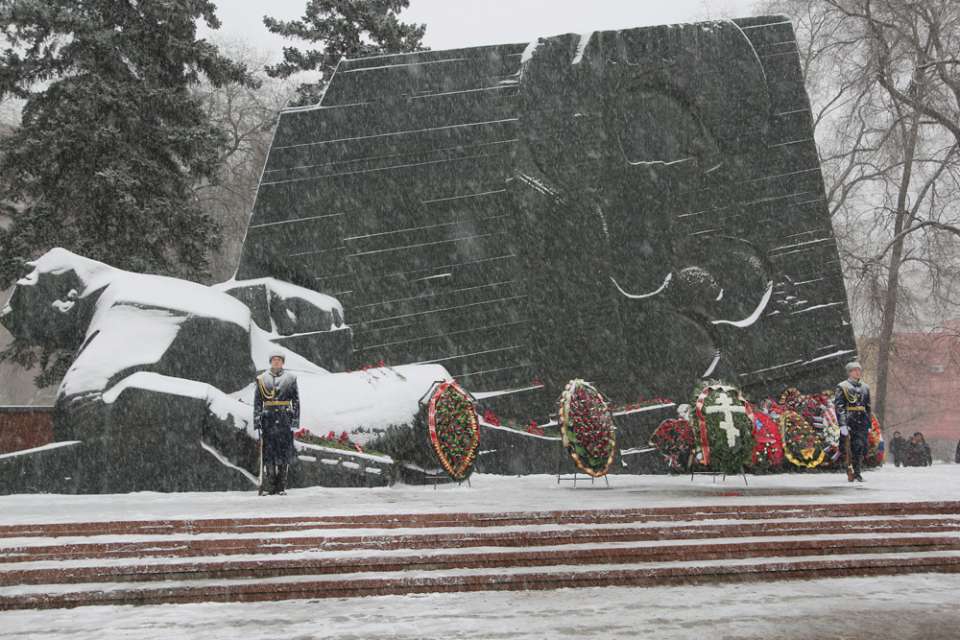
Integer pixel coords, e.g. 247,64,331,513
650,418,694,471
294,428,366,453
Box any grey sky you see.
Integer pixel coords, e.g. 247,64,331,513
209,0,761,61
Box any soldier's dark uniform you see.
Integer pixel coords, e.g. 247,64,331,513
834,371,871,481
254,358,300,495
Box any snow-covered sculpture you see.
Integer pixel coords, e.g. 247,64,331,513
0,249,449,493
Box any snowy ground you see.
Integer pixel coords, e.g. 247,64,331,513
2,574,959,639
0,464,958,639
0,463,956,525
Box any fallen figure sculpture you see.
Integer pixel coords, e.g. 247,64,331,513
0,249,448,493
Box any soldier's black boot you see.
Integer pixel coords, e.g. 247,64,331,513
274,466,285,494
266,464,279,495
277,464,289,495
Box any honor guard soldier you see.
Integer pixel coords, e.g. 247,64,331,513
834,361,871,482
254,351,300,495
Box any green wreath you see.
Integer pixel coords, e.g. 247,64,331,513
693,384,755,474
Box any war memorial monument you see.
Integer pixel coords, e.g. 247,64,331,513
0,16,856,493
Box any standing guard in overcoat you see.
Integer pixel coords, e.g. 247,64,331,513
834,361,871,483
254,351,300,495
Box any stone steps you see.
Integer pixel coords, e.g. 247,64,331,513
1,501,958,610
4,517,959,564
4,555,960,610
2,500,958,537
3,536,958,587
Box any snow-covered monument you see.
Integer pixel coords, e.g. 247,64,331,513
237,18,855,421
0,16,856,493
0,249,449,493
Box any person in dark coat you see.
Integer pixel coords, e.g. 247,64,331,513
955,438,960,464
903,432,932,467
254,351,300,495
890,431,906,467
834,361,871,482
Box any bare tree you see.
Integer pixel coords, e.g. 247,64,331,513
759,0,960,422
193,40,297,282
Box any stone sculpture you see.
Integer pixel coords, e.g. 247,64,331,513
237,16,857,449
0,249,445,493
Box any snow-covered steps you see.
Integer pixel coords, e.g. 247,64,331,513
0,501,959,609
1,500,957,538
3,536,959,587
4,554,960,610
2,515,959,563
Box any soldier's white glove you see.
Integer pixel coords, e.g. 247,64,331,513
840,425,849,436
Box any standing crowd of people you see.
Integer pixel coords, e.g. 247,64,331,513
888,431,934,467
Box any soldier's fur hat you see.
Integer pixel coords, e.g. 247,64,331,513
845,361,863,373
268,350,286,363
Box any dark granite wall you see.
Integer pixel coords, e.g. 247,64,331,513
238,16,856,423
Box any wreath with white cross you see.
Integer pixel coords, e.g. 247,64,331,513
693,384,756,474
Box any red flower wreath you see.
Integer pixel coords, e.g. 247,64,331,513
865,415,885,467
559,379,616,477
750,410,784,470
427,381,481,481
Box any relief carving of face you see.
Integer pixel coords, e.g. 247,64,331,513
516,23,783,394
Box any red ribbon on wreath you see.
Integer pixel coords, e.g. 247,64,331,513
426,380,480,480
693,385,756,467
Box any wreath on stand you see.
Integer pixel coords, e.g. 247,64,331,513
865,415,885,467
426,381,481,481
779,387,805,412
559,379,616,477
692,384,756,474
799,392,842,467
749,409,784,472
650,418,694,472
780,410,826,469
